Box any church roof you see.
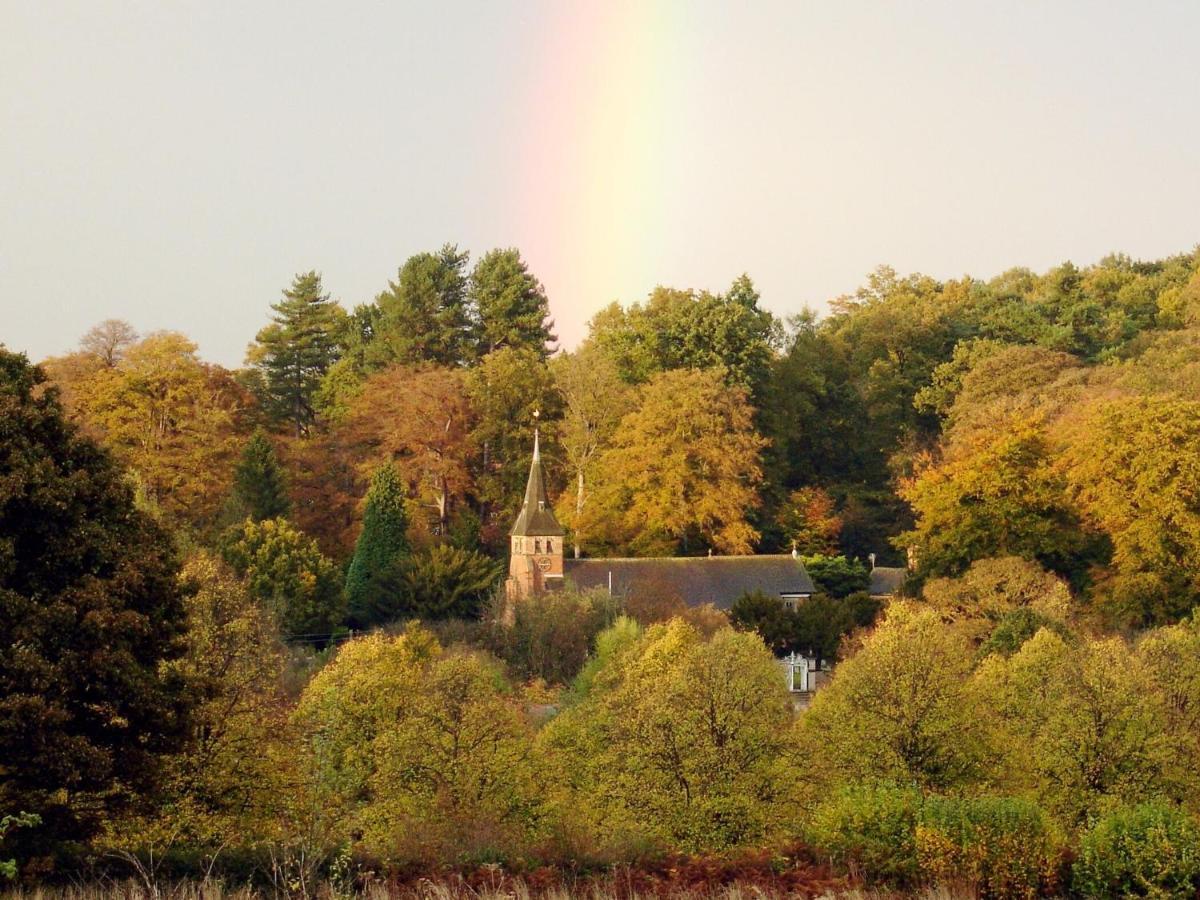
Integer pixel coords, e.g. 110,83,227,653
510,428,564,537
563,555,815,609
869,566,907,597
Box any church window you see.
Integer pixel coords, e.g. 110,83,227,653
546,539,553,553
535,539,542,553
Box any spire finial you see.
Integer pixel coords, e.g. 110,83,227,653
532,409,541,461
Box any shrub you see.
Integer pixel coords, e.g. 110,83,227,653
807,785,923,885
916,796,1062,899
1073,801,1200,899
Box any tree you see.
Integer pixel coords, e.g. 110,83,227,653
466,347,562,533
801,554,870,598
344,464,411,627
1060,396,1200,625
250,271,344,436
922,556,1074,645
0,350,190,846
219,517,344,637
898,413,1093,581
581,368,767,555
373,245,473,366
551,347,632,558
79,318,139,367
471,248,556,358
797,603,984,791
376,544,501,621
66,332,245,528
294,629,539,864
233,427,290,521
972,630,1175,826
537,620,797,852
103,553,288,853
775,487,843,555
339,365,474,536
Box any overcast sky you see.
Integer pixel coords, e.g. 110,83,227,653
3,0,1198,367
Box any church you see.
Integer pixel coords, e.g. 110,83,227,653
505,428,816,611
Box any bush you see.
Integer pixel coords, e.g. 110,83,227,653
809,788,1061,898
917,796,1062,899
807,785,923,885
1073,801,1200,899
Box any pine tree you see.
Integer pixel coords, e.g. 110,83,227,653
471,248,556,358
252,271,343,436
345,464,411,626
233,428,290,521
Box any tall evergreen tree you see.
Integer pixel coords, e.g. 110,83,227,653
251,271,343,436
373,244,473,366
233,427,290,521
345,464,411,626
471,248,556,358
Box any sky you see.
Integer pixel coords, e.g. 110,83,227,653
2,0,1199,367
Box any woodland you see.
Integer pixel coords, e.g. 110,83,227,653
4,244,1200,898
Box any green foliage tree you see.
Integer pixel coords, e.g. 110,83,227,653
1072,801,1200,900
372,244,474,366
376,544,501,621
250,271,344,437
233,427,290,521
219,517,345,637
344,464,410,627
471,247,556,358
294,628,539,864
0,351,191,845
729,590,879,661
537,620,797,853
801,554,870,598
797,603,984,791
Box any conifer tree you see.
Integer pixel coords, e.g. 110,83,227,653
345,464,411,626
471,248,556,358
251,271,343,436
233,427,290,521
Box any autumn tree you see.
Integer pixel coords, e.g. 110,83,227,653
339,365,474,536
250,271,344,436
898,413,1093,581
0,350,191,846
68,331,244,528
219,517,344,637
232,427,290,521
1060,395,1200,625
775,487,843,555
581,368,766,555
551,346,631,558
470,247,556,358
344,464,411,627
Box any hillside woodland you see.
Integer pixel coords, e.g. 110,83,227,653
5,245,1200,898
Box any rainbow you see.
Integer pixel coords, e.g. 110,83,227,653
512,2,689,347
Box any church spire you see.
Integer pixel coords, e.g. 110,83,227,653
510,411,564,538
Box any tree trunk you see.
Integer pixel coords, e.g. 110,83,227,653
574,468,585,559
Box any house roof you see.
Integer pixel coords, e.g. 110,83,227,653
510,428,564,537
869,566,907,597
563,554,815,610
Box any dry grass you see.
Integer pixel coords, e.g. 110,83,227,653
0,880,979,900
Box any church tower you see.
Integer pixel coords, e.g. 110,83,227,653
505,416,564,601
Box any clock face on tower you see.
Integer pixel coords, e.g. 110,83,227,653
536,557,552,572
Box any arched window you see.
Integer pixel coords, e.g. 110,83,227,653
535,539,542,553
546,539,553,553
